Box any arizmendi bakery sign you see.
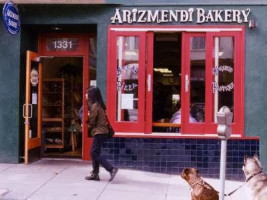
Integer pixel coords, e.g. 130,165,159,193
111,8,251,24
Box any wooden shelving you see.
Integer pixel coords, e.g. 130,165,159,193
42,78,65,149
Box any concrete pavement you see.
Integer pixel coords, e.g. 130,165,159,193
0,158,249,200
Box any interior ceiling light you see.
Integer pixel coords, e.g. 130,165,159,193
154,68,172,73
51,26,62,31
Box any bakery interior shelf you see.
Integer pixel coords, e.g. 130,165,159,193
42,118,63,122
42,78,65,149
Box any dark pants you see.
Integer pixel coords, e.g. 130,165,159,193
91,134,113,174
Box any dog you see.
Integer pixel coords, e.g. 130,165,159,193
181,168,219,200
243,155,267,200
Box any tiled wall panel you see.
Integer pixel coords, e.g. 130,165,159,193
102,138,259,180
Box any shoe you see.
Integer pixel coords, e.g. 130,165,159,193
85,173,100,181
109,168,118,182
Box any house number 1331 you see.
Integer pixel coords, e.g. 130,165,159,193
46,38,78,51
53,40,73,49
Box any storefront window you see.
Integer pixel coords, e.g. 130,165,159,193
108,27,243,134
190,36,206,122
116,36,139,122
212,37,234,122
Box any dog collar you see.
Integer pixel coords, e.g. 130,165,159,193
246,171,263,182
190,179,204,187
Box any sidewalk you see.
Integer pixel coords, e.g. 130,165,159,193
0,158,248,200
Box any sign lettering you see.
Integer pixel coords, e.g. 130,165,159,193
111,8,251,24
212,65,234,93
2,1,20,35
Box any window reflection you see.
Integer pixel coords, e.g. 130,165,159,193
212,37,234,122
116,36,139,122
190,36,206,123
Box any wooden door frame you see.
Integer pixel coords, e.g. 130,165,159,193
24,51,42,164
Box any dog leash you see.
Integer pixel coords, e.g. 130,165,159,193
224,171,262,196
189,178,246,198
223,171,263,197
220,171,264,197
225,184,245,196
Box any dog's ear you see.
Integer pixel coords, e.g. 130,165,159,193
184,168,190,175
244,155,248,164
253,154,262,169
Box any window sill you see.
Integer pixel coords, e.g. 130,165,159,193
113,132,259,140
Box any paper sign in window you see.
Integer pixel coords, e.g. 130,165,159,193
32,93,37,105
121,93,134,109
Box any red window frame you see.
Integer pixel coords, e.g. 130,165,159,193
182,31,244,135
107,30,148,133
107,26,244,136
206,31,244,135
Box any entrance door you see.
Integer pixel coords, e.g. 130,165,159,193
38,34,94,160
24,51,42,164
107,31,153,133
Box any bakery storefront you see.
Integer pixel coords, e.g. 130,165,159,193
0,1,265,180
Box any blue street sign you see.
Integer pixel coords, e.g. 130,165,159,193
2,1,20,35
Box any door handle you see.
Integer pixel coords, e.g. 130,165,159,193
185,75,189,92
23,104,33,118
147,74,151,92
23,104,26,118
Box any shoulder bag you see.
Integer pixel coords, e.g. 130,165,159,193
106,113,115,138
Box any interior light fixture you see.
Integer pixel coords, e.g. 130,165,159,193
51,26,62,31
154,68,172,73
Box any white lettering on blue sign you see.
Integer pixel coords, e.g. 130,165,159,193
2,1,20,35
7,9,19,20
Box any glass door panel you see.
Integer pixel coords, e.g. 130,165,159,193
206,32,243,134
116,36,139,122
190,36,206,123
212,37,234,122
207,32,243,134
108,31,146,133
182,33,206,134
